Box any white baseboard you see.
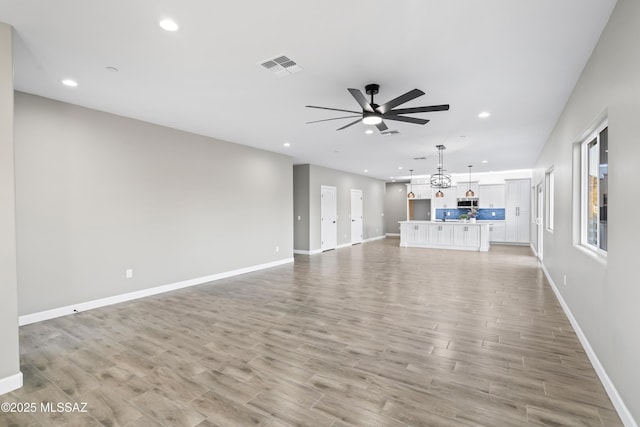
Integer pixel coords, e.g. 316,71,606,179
19,258,294,326
541,264,638,427
293,249,322,255
385,233,400,237
0,371,23,395
295,235,386,256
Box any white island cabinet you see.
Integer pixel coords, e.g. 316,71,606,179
399,221,490,252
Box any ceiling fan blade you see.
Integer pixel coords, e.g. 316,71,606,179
347,88,374,113
336,118,362,131
377,89,425,114
386,104,450,115
384,115,430,125
306,115,361,124
306,105,362,114
375,121,388,132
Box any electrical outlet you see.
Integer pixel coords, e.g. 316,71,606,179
492,211,496,216
126,269,133,279
563,275,567,285
275,246,279,253
297,215,301,221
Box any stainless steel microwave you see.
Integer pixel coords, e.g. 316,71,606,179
457,198,479,208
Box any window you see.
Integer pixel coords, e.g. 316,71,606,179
545,168,554,231
581,123,608,253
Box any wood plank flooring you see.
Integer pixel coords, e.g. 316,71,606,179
1,238,623,426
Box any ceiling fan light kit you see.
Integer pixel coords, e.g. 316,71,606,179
306,83,449,133
362,113,382,125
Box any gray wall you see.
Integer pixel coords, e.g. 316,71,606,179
293,164,310,251
14,93,293,316
533,0,639,422
384,182,408,234
0,22,20,388
293,164,385,251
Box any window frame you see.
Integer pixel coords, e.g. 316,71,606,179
580,120,608,256
545,167,554,232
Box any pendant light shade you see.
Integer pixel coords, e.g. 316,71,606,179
435,190,444,198
407,169,415,199
465,165,475,197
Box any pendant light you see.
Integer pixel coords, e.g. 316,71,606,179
465,165,475,197
430,145,451,193
407,169,415,199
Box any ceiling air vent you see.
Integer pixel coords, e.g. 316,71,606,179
413,156,427,160
259,54,303,77
382,130,400,135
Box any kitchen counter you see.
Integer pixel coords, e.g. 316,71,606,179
399,221,490,252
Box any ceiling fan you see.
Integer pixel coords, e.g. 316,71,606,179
306,83,449,132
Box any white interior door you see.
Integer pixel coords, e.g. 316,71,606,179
321,185,337,251
351,189,363,244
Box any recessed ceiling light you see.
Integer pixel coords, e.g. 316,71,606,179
390,176,394,179
392,180,396,182
159,19,179,32
482,160,488,164
364,169,369,173
478,111,491,118
283,142,290,147
398,166,403,170
365,129,374,135
62,79,78,87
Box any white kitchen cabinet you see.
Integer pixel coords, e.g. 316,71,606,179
488,221,506,242
456,182,479,199
400,222,427,246
432,186,457,209
453,225,480,247
504,179,531,243
413,184,431,199
428,223,454,246
479,184,505,208
406,183,431,199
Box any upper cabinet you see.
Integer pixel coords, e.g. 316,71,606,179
456,182,479,199
406,183,431,199
479,184,505,208
505,179,530,212
432,186,457,209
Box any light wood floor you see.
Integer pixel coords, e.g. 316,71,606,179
1,238,623,426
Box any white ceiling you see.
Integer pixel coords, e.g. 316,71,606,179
1,0,617,181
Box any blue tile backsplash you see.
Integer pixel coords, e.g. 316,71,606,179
435,208,505,221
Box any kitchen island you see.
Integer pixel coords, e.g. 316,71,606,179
399,221,490,252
